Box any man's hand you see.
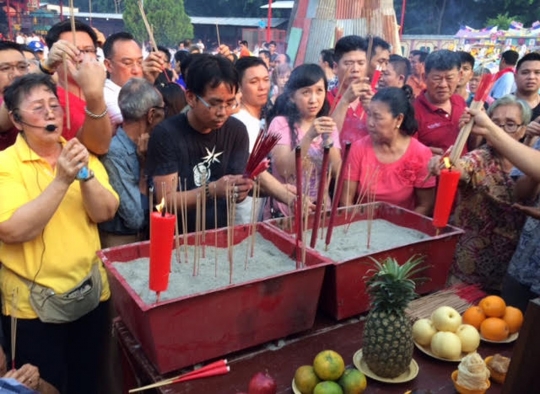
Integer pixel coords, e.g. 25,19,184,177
211,175,253,202
525,116,540,139
342,77,369,104
44,39,81,71
143,52,165,84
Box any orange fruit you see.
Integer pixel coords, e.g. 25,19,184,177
462,306,487,330
337,368,367,394
314,381,344,394
294,365,321,394
480,317,510,341
313,350,345,381
503,306,524,334
479,295,507,318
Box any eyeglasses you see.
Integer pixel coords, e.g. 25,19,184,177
16,102,63,117
111,58,143,69
152,105,166,111
494,123,523,133
196,95,239,112
0,62,29,74
79,47,98,55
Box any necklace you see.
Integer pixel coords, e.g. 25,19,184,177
240,103,261,120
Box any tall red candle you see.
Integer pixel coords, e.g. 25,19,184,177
149,211,176,292
433,169,460,228
371,69,382,90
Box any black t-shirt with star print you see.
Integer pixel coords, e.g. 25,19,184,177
146,112,249,232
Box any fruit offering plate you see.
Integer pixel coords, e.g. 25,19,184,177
291,379,301,394
352,349,419,383
413,341,471,362
480,332,519,344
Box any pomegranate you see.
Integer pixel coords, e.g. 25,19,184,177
248,371,277,394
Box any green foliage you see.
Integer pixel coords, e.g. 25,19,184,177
486,13,520,30
123,0,193,47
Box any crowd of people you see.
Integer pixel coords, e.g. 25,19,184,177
0,19,540,393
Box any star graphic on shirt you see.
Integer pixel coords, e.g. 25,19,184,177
202,146,223,164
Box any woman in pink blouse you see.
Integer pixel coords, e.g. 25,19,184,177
341,87,435,215
266,64,342,217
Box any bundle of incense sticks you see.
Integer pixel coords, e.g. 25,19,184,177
129,359,229,393
244,129,281,179
325,142,351,250
449,73,496,164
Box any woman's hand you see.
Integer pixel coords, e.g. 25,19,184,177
308,117,336,140
428,155,443,176
56,138,89,185
462,108,494,137
4,363,40,391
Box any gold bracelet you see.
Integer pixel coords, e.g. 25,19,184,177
84,106,108,119
39,60,54,75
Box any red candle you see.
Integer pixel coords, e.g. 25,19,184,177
149,211,176,292
371,69,382,90
433,169,460,228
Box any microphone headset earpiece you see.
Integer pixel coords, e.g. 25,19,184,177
12,111,58,132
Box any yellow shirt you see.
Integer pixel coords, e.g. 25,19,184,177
0,134,118,318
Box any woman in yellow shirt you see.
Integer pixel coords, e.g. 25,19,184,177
0,74,118,393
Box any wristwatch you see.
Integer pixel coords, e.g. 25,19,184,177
76,167,95,182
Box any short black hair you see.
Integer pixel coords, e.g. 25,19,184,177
334,35,367,63
371,36,391,57
516,52,540,71
103,32,136,59
320,49,334,67
0,41,23,55
157,45,171,63
259,50,270,59
410,50,428,63
45,20,97,49
501,50,519,66
389,54,411,80
174,50,190,66
269,41,277,47
4,73,57,112
183,39,192,48
458,51,475,69
424,50,461,75
240,40,248,46
186,54,238,96
235,56,268,82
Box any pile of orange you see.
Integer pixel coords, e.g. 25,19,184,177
462,295,523,341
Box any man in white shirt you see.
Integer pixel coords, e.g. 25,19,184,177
103,32,144,129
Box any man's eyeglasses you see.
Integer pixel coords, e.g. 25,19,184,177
110,58,143,69
196,95,239,112
494,123,523,133
79,47,98,55
0,62,29,74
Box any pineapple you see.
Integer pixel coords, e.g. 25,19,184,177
362,255,426,378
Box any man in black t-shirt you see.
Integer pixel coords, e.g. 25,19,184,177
146,55,253,232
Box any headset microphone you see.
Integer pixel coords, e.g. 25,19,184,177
45,124,58,132
15,115,58,132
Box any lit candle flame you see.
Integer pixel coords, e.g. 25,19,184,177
443,157,451,169
155,197,165,213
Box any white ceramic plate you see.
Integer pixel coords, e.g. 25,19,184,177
352,349,419,383
292,379,301,394
480,332,519,344
414,341,469,362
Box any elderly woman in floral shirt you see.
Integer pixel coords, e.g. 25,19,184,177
341,87,435,215
431,95,533,293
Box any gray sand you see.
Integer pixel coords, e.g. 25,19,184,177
310,218,429,262
111,219,428,305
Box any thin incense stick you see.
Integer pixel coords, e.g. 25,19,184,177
173,178,180,263
325,142,352,250
345,164,351,220
310,145,330,248
62,54,71,131
179,178,188,263
11,288,18,370
201,176,207,259
250,180,260,258
294,146,303,267
320,163,332,240
69,0,77,47
138,1,158,52
194,193,201,276
214,183,218,277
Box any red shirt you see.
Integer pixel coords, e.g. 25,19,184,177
0,128,18,151
57,85,86,141
328,87,369,146
413,91,467,154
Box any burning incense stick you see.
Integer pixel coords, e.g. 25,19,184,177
329,67,351,116
129,359,229,393
194,193,201,276
138,1,158,52
214,183,218,277
325,142,352,250
179,178,188,263
310,145,330,248
10,288,18,370
294,146,303,267
216,24,221,47
173,178,180,263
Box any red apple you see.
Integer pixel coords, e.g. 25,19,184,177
248,371,277,394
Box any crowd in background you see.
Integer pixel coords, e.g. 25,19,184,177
0,20,540,393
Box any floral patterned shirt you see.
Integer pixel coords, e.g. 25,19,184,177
451,145,526,292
